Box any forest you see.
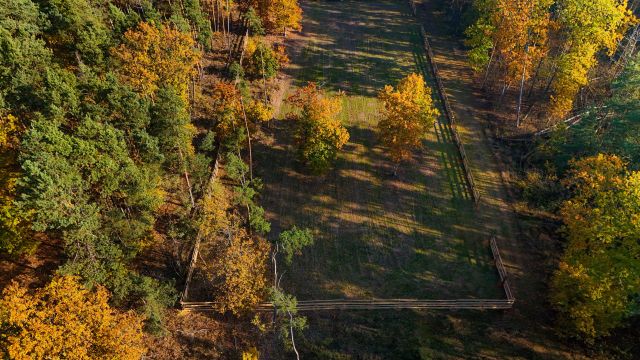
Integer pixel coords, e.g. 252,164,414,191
0,0,639,359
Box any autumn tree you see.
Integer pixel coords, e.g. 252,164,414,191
264,0,302,36
557,53,640,165
0,113,34,254
549,0,636,119
550,154,640,339
287,82,349,173
245,37,283,79
204,228,270,314
466,0,552,124
112,21,201,100
246,99,274,124
240,0,302,35
210,81,244,142
377,73,439,173
0,276,146,359
465,0,636,123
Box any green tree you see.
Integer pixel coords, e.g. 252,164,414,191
270,288,307,360
150,85,196,165
276,226,313,265
559,53,640,166
245,39,281,79
40,0,112,66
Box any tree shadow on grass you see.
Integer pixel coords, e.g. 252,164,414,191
254,120,502,302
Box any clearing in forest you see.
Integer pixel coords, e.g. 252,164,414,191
255,0,504,301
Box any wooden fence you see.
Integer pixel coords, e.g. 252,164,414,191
490,234,514,301
181,1,513,312
181,234,515,311
181,22,252,303
409,0,480,204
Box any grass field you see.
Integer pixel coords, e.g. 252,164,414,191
251,0,524,357
257,0,502,303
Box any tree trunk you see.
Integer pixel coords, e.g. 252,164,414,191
288,310,301,360
516,51,528,127
178,148,195,209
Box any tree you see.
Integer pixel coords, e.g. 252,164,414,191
210,81,244,142
241,0,302,35
550,154,640,339
377,73,439,172
245,38,282,79
560,52,640,165
246,99,274,124
226,152,271,234
270,288,307,360
40,0,111,66
264,0,302,36
0,275,146,359
244,7,265,35
150,85,197,165
276,226,313,265
287,82,349,173
112,21,201,100
205,228,270,315
549,0,635,119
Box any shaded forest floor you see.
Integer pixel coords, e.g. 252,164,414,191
249,0,602,358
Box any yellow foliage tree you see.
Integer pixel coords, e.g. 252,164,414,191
492,0,552,85
0,114,20,149
199,177,230,240
205,228,270,315
0,114,34,255
550,0,636,119
112,21,201,100
265,0,302,35
377,73,439,171
287,82,349,173
242,347,260,360
551,154,640,339
246,99,274,124
243,0,302,35
0,276,146,359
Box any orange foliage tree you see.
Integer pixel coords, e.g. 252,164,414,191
210,81,244,141
112,21,201,100
264,0,302,35
377,73,439,172
0,276,146,359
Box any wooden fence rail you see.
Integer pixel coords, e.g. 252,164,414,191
181,234,515,311
409,0,480,204
181,1,513,312
182,23,252,303
490,234,514,301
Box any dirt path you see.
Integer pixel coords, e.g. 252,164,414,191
414,1,595,358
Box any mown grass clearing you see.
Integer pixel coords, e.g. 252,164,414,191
257,0,502,302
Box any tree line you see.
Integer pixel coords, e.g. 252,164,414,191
0,0,304,357
461,0,640,343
